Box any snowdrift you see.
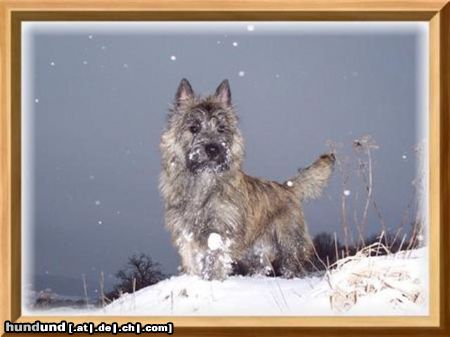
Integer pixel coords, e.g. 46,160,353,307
102,247,428,316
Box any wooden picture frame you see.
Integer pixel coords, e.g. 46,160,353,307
0,1,449,336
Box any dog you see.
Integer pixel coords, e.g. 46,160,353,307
160,79,335,280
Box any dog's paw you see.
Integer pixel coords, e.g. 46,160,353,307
279,267,296,279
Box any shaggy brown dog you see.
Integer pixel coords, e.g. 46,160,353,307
160,79,335,280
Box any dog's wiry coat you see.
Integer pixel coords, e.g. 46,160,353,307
160,79,335,280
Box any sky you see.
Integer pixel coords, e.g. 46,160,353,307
22,22,428,298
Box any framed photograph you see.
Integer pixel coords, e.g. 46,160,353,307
1,1,449,336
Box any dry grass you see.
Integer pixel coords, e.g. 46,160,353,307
325,242,424,312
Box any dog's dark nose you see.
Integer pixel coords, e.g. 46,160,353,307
205,143,221,159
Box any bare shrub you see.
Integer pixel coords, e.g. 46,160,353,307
107,253,166,300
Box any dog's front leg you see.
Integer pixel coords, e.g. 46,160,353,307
201,233,233,280
177,239,204,276
202,250,233,280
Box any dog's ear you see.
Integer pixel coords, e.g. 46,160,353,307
175,78,194,106
215,79,232,106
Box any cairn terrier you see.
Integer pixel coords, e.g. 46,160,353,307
160,79,335,280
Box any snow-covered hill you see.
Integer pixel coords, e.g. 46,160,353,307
101,247,428,316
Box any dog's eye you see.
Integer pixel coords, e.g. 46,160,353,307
189,124,200,134
217,125,226,133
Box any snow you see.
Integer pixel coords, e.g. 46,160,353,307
34,98,39,103
325,245,426,313
286,181,294,187
99,247,428,316
188,148,201,161
82,60,88,65
343,190,351,196
170,55,176,61
402,154,407,159
97,220,103,225
207,233,224,250
28,248,428,316
50,61,55,66
247,24,255,31
123,63,129,68
184,231,194,242
238,71,245,77
232,42,238,47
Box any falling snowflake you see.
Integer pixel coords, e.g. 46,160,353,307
98,220,103,225
82,60,88,65
238,71,245,77
247,24,255,31
50,61,55,66
95,200,101,206
101,45,106,50
286,181,294,187
88,35,93,39
34,98,39,103
275,74,280,79
343,190,351,196
232,42,238,47
217,40,221,44
123,63,129,68
116,210,121,215
170,55,177,61
402,154,407,160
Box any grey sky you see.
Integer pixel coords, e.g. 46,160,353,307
22,22,428,297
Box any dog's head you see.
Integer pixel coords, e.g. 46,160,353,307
161,79,244,175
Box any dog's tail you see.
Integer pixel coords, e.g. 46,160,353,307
285,153,335,201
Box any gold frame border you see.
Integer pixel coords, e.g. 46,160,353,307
1,1,449,336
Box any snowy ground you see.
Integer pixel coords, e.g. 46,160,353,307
28,247,428,316
102,246,428,316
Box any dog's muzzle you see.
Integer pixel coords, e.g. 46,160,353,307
186,142,229,174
